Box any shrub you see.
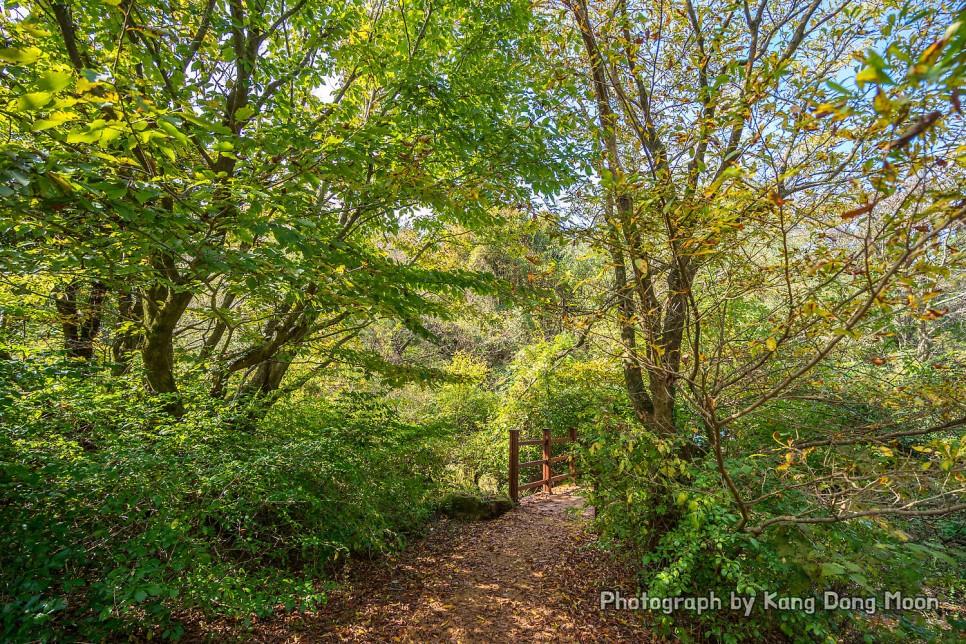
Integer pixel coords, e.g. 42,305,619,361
0,362,442,641
580,420,963,643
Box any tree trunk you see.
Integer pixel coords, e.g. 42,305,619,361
55,281,106,361
609,243,654,425
225,357,294,431
140,288,193,416
111,291,140,376
0,311,12,361
649,256,693,435
572,0,660,432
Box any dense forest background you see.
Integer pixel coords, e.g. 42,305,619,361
1,0,965,641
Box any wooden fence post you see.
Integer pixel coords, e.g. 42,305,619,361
509,429,519,502
569,427,577,479
542,427,552,494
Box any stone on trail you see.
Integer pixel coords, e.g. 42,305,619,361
438,492,515,521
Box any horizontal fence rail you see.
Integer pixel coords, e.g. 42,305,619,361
509,427,577,502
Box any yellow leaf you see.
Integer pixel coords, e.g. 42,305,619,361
855,66,880,88
76,77,100,93
0,46,42,64
777,452,794,471
31,111,76,132
873,90,892,114
918,38,946,66
46,172,74,194
813,103,837,118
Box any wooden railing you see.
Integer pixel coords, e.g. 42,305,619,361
508,428,577,502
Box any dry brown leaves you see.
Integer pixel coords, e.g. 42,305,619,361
180,487,662,643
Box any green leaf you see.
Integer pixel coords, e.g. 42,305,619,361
157,118,188,145
820,562,846,577
99,126,124,146
178,111,231,135
17,92,53,111
0,47,42,64
855,65,894,88
31,111,76,132
600,168,614,187
66,129,103,144
37,70,73,93
235,105,255,122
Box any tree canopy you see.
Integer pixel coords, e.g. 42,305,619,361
1,0,964,640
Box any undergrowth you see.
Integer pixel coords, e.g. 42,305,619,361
0,359,443,640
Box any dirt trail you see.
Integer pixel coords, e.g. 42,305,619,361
188,487,659,642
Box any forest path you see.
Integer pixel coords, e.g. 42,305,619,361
312,486,658,642
189,487,659,642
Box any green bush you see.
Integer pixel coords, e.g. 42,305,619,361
460,335,624,492
580,420,963,643
0,361,442,641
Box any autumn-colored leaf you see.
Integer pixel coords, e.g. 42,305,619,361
922,308,949,320
918,36,948,66
842,203,873,220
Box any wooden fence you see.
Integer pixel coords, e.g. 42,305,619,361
508,428,577,502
